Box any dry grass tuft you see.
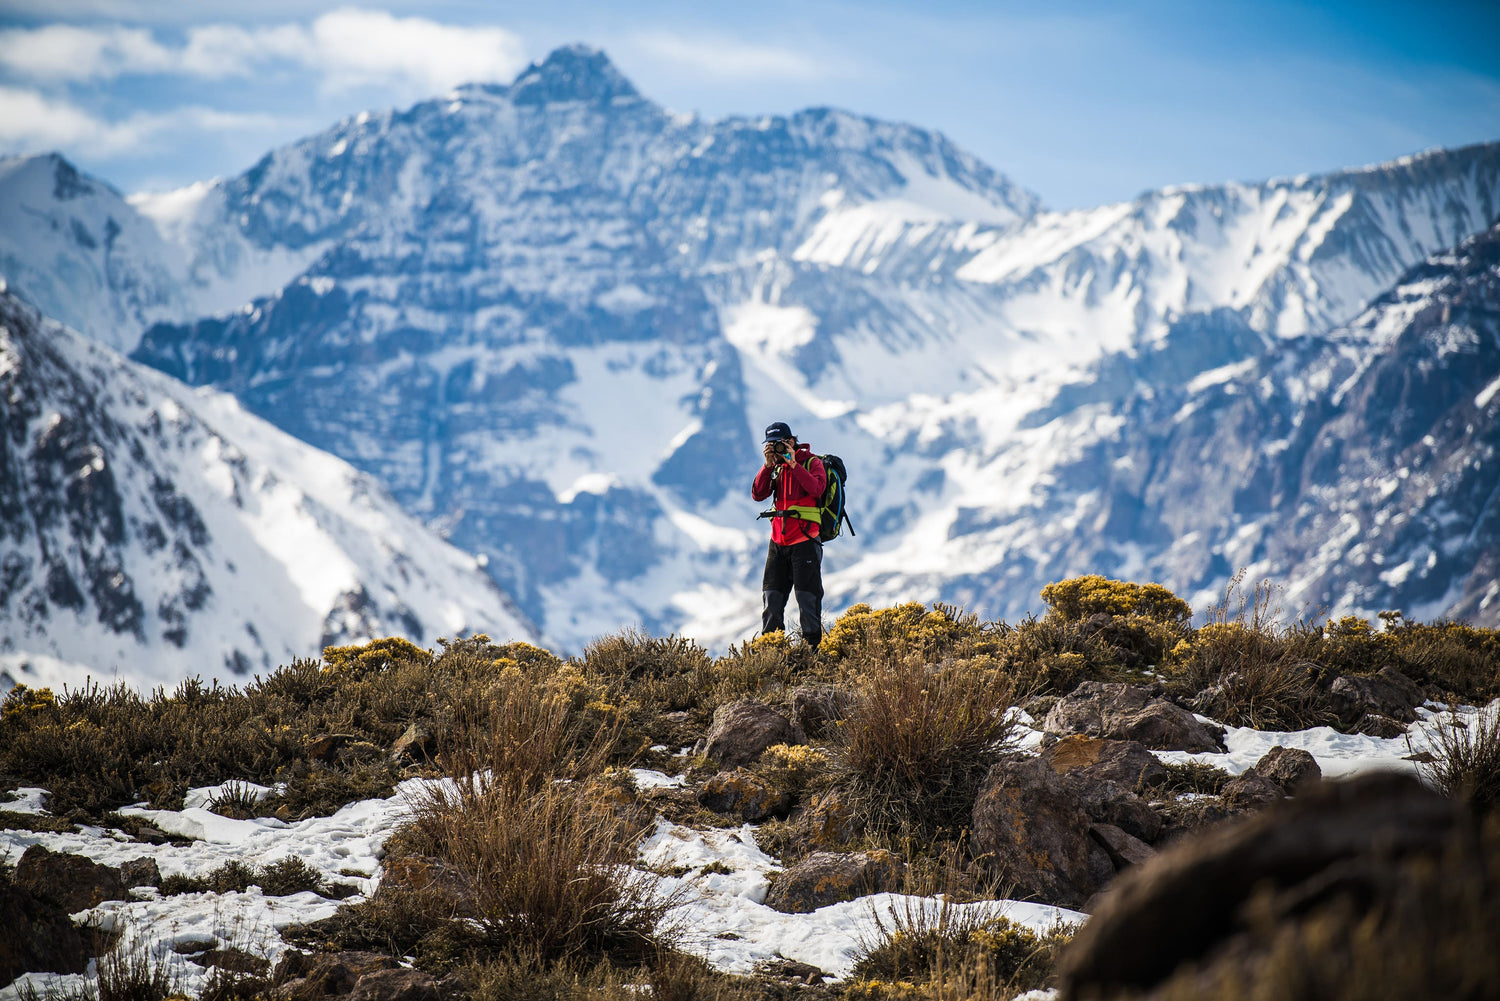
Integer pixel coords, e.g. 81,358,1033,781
1421,703,1500,815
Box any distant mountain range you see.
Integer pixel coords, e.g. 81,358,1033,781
1,45,1495,674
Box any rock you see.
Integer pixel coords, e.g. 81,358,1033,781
807,789,862,847
1253,746,1321,793
272,951,399,1000
789,685,850,738
1329,667,1425,725
1090,823,1157,869
756,957,828,984
763,850,904,913
388,722,433,764
1073,780,1162,844
0,878,88,984
15,844,127,912
1354,712,1410,738
348,968,440,1001
1044,682,1224,752
191,947,270,974
1221,770,1285,809
703,699,802,767
1058,773,1468,1000
1042,735,1168,789
971,755,1102,909
119,856,162,889
697,769,791,822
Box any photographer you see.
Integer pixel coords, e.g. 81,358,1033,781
751,421,827,648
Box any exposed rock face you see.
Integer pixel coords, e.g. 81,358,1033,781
1220,770,1286,810
789,686,850,739
703,700,802,767
347,968,440,1001
1253,746,1322,793
763,850,904,914
697,768,791,822
971,756,1104,909
1044,682,1225,752
0,877,88,984
1089,823,1157,870
1330,667,1426,725
1057,773,1474,1000
1042,735,1168,789
807,789,862,847
14,844,127,912
271,951,400,1000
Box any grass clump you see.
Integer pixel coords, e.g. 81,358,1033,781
831,655,1016,840
850,899,1074,1001
1421,704,1500,815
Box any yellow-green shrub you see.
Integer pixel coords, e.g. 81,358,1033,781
1040,575,1192,627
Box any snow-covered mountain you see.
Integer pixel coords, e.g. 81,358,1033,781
0,291,534,691
4,45,1498,654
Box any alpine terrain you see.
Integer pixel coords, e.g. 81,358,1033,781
1,45,1497,663
0,291,534,691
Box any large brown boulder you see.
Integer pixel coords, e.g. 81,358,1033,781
1044,682,1224,752
15,845,128,913
703,700,802,767
1042,735,1169,790
272,951,400,1000
971,755,1107,909
347,968,440,1001
1057,773,1473,1000
697,768,792,822
763,851,904,913
0,878,88,985
1253,746,1321,794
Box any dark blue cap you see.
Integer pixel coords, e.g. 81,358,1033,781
763,421,794,443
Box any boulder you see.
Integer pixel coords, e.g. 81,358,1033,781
15,844,127,912
1253,746,1321,794
1221,770,1285,810
119,857,162,890
697,769,791,822
807,789,862,847
1044,682,1224,752
1354,712,1410,738
348,968,439,1001
1042,735,1168,789
388,722,433,765
1330,667,1425,725
763,850,904,914
272,951,399,1000
971,755,1102,909
1072,780,1162,844
1089,823,1157,870
0,878,88,984
1057,773,1468,1000
703,699,802,767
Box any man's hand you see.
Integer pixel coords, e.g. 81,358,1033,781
763,441,780,467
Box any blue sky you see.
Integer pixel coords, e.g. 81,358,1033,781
1,0,1496,209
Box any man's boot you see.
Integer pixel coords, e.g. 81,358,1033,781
795,590,823,648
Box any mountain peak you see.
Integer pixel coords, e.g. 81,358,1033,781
509,45,639,106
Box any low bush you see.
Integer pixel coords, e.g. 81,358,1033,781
822,603,1000,664
1169,623,1333,731
1040,575,1192,627
831,654,1016,840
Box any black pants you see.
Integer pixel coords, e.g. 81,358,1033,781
762,539,823,647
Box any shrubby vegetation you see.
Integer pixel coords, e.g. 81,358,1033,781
1,572,1497,1000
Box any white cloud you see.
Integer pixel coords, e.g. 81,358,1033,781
0,8,527,94
0,86,285,156
630,31,833,81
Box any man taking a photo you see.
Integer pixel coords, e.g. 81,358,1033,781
752,421,827,648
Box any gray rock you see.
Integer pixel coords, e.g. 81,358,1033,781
763,850,904,914
696,768,792,822
1041,734,1169,789
1089,823,1157,869
1044,681,1225,752
1330,667,1425,725
1221,770,1285,810
703,699,802,767
119,856,162,889
15,844,127,912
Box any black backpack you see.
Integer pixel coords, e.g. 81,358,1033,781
759,453,857,541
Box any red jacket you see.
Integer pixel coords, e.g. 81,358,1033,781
752,444,826,545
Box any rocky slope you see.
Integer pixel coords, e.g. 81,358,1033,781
0,292,533,690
